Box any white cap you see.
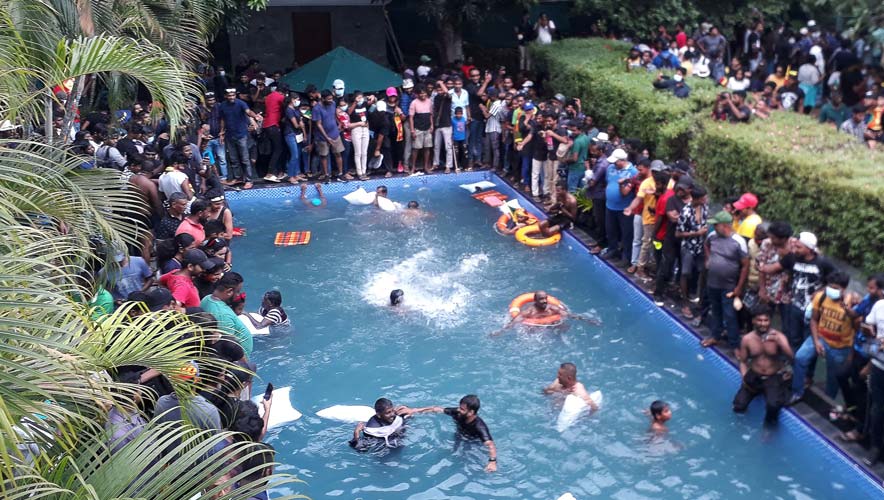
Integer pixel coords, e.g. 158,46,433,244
606,148,628,163
332,79,345,90
375,100,387,113
522,80,534,88
799,27,808,36
807,20,817,28
797,231,818,253
416,66,430,77
592,132,609,142
0,120,19,131
402,78,414,89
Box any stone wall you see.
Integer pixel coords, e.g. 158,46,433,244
228,6,388,72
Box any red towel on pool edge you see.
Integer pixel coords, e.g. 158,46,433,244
274,231,311,246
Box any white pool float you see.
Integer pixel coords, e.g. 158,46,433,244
252,386,301,428
556,392,603,432
557,494,577,500
459,180,496,192
376,196,401,212
238,313,269,336
498,198,524,214
316,405,376,423
344,187,376,205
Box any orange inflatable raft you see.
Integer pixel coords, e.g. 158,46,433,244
508,293,565,326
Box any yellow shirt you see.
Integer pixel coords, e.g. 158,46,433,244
766,74,786,89
734,213,762,239
812,291,855,349
639,177,658,225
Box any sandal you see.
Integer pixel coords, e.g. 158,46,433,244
242,182,253,189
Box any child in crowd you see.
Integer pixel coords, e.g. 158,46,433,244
649,400,672,434
451,106,467,172
245,290,291,331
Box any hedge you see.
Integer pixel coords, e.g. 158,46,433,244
534,38,884,273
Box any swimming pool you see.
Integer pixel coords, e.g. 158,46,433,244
229,173,883,499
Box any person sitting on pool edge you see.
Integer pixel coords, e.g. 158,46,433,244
400,395,498,472
300,182,326,207
245,290,291,332
649,400,671,434
543,362,600,411
350,397,411,450
538,181,578,237
491,290,600,336
733,303,794,427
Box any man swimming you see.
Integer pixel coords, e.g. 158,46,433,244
500,209,533,236
299,182,326,207
401,395,498,472
543,362,600,411
390,289,404,306
491,290,600,336
733,304,794,426
538,182,578,237
373,185,388,207
350,398,410,450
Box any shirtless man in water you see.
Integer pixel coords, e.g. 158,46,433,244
538,182,578,237
491,290,599,336
733,304,794,425
543,362,600,411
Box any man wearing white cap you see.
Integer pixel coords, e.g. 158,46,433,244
600,148,637,263
332,79,345,98
759,231,835,350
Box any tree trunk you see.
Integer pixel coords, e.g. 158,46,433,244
438,18,464,65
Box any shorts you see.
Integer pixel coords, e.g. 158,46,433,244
732,370,789,414
413,129,433,149
316,136,345,156
680,246,704,275
547,213,574,230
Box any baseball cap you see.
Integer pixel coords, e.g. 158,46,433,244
183,249,210,269
554,93,566,103
797,231,818,253
522,102,535,111
385,86,398,97
675,176,694,190
799,27,808,35
606,148,628,163
649,160,668,172
176,360,200,382
332,79,345,90
145,287,175,312
732,192,758,210
402,78,414,89
419,55,431,63
224,88,236,95
708,210,734,225
204,92,215,98
522,80,534,88
592,132,609,143
672,159,690,173
203,257,226,273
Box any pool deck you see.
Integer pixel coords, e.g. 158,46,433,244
226,170,884,487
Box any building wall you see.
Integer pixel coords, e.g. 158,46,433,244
228,6,387,73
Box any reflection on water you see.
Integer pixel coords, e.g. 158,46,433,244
229,183,876,500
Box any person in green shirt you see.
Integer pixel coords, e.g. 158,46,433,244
200,271,253,357
818,92,850,127
74,269,115,321
564,120,590,192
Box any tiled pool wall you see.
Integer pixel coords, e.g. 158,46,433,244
226,172,884,494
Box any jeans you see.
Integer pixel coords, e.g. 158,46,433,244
630,215,643,266
520,154,532,186
284,133,301,178
604,208,633,262
207,138,228,177
351,126,370,176
869,365,884,453
783,304,811,351
483,131,501,169
566,167,583,192
433,126,453,170
707,287,740,348
226,135,255,182
468,119,484,165
792,336,852,398
836,353,869,433
341,139,352,174
264,125,284,176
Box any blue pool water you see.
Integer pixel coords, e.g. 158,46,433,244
229,174,882,499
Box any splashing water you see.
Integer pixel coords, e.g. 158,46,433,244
361,249,489,327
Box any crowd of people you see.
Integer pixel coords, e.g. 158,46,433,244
6,9,883,491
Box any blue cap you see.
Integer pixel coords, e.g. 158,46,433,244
522,102,535,111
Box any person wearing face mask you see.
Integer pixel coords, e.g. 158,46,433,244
349,91,371,180
282,93,307,184
335,97,354,177
332,79,345,98
862,275,884,465
652,67,691,99
790,271,859,404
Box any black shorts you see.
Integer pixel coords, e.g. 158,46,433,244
733,370,789,415
547,213,573,230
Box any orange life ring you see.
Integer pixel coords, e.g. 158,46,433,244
508,293,565,326
495,210,538,233
515,224,561,247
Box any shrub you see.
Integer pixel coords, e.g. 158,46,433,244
534,38,884,272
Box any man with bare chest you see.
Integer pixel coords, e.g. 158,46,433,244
733,304,794,425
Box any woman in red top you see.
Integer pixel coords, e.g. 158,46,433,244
336,97,353,177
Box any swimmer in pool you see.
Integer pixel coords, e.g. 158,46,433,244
543,362,600,411
350,397,411,450
491,290,600,336
400,395,497,472
373,185,388,207
300,182,327,207
649,400,672,434
499,209,533,236
390,289,404,306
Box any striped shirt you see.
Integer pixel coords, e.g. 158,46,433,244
485,100,505,134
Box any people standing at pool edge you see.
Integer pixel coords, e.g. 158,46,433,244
543,362,600,411
401,395,498,472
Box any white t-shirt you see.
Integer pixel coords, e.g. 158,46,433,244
536,21,556,44
726,78,750,91
867,300,884,369
158,170,188,199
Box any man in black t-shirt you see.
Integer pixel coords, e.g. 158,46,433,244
403,394,498,472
